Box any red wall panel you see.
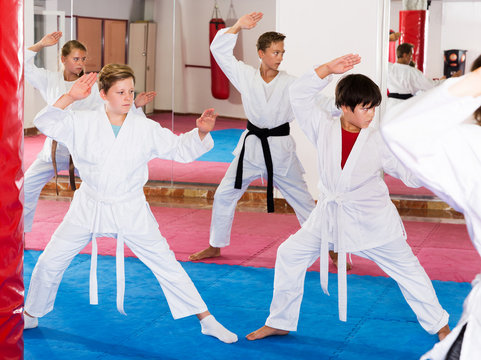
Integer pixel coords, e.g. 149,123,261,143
399,10,427,72
0,0,25,358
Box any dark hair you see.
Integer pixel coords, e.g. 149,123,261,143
471,54,481,125
98,64,135,94
335,74,382,112
256,32,286,52
396,43,413,59
62,40,87,76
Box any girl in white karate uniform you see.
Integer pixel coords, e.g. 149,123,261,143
23,64,237,344
247,54,450,342
382,58,481,360
24,32,154,233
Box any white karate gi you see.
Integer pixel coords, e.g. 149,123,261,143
381,77,481,359
24,49,103,232
208,28,316,247
25,105,213,318
263,69,449,335
387,62,440,110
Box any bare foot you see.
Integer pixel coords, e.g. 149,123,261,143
246,325,289,341
437,324,450,341
329,250,352,271
189,246,221,261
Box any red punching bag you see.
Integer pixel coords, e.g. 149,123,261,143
209,5,229,99
0,0,25,358
399,10,427,72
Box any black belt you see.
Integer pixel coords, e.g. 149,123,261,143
388,93,413,100
234,121,290,213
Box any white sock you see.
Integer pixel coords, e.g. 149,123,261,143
200,315,238,343
24,313,38,330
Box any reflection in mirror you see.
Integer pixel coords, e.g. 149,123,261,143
166,0,276,186
385,0,481,200
23,0,174,214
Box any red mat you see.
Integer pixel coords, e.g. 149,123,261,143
26,199,480,283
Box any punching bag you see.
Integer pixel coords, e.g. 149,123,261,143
399,10,427,72
0,0,25,358
209,5,230,100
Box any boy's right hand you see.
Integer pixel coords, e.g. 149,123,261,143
228,12,263,34
67,72,98,101
237,12,263,30
315,54,361,79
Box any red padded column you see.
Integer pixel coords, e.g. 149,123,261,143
399,10,427,72
0,0,25,358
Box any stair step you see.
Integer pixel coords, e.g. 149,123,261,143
39,177,464,222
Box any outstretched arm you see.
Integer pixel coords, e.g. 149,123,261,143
28,31,62,52
290,54,361,144
54,72,98,109
196,108,218,140
314,54,361,79
226,12,263,34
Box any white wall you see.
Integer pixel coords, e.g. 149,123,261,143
441,1,481,72
277,0,387,199
148,0,176,112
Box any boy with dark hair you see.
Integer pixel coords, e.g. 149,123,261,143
247,55,450,341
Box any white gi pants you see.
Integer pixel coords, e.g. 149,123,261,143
209,155,315,248
25,221,208,319
265,226,449,335
24,157,73,233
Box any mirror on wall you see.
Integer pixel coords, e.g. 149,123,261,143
389,0,481,81
24,0,175,183
168,0,276,186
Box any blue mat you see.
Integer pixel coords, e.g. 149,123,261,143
24,250,469,360
197,129,244,163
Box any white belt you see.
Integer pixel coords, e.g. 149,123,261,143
318,182,348,322
81,183,144,315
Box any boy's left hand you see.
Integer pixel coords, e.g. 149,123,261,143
134,91,156,107
197,108,218,140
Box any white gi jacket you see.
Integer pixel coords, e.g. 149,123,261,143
381,77,481,360
34,105,213,313
290,69,421,321
210,28,301,176
25,49,103,162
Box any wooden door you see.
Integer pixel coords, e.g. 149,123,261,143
104,20,127,65
77,17,102,72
